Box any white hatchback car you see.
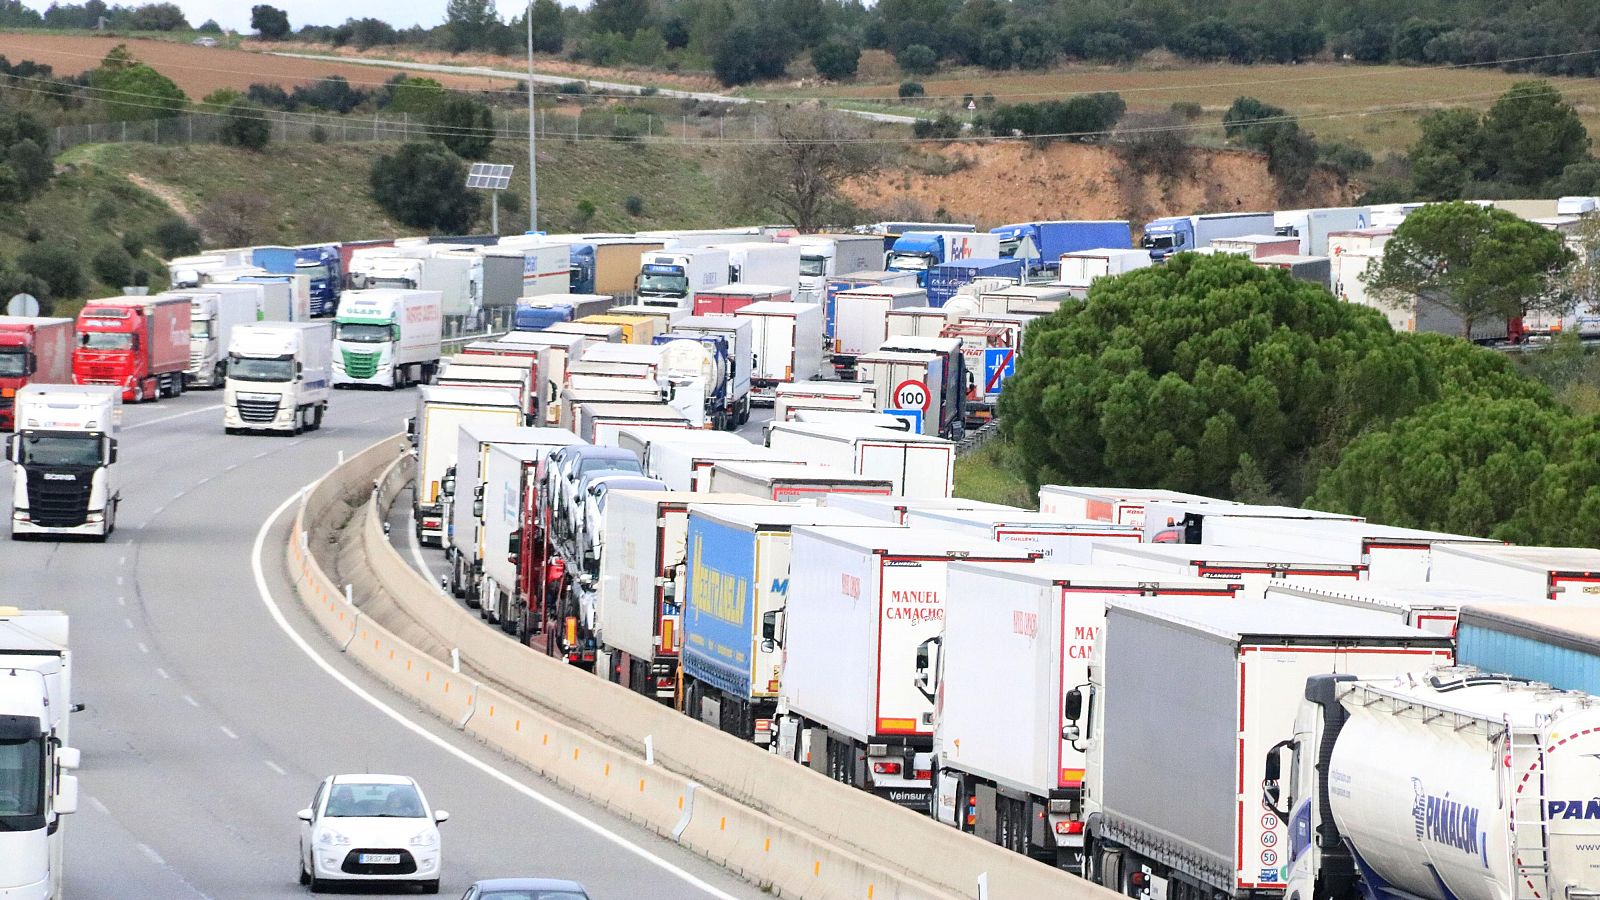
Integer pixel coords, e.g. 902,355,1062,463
297,774,449,894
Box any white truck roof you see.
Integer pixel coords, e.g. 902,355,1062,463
1107,594,1443,642
1432,544,1600,574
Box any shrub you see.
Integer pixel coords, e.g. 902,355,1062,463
219,102,270,151
91,245,134,287
152,216,201,258
18,243,84,299
1170,101,1203,120
369,142,480,232
898,81,925,99
623,195,644,216
895,44,938,76
427,96,495,159
812,39,862,81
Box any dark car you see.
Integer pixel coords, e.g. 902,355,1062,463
460,878,590,900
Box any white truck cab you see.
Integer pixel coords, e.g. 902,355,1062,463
7,384,121,540
223,322,333,435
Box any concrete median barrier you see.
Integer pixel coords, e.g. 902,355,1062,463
287,436,1111,900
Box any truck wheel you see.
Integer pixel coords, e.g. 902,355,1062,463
213,363,225,387
311,405,324,431
132,382,145,404
291,408,305,436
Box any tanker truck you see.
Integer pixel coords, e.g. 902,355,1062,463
1261,669,1600,900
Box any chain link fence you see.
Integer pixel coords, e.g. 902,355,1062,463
49,107,764,155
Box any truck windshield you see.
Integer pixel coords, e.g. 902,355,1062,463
996,239,1020,257
18,433,102,467
298,264,331,281
886,253,932,271
637,272,688,295
190,319,213,340
0,348,27,376
799,256,827,277
80,332,133,350
0,737,44,820
336,323,393,343
229,353,294,382
1140,234,1177,250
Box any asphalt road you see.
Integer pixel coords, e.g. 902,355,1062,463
2,387,762,900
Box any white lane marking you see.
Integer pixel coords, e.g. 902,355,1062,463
118,555,126,565
137,843,166,865
137,642,149,654
123,618,134,630
219,725,237,740
117,596,126,607
264,760,287,775
88,795,109,815
116,575,124,586
183,694,199,708
155,668,169,680
404,503,437,585
124,404,223,431
225,463,239,472
251,488,744,899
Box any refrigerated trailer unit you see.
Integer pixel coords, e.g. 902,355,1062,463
735,301,823,403
1037,485,1230,528
595,490,772,702
1074,597,1452,898
1264,582,1531,636
646,437,798,492
677,504,880,737
412,385,523,546
445,424,570,604
779,525,1037,808
935,563,1241,869
1427,544,1600,601
1198,516,1501,585
763,421,955,498
478,431,583,633
1089,542,1366,598
902,509,1140,563
821,494,1020,525
704,460,893,502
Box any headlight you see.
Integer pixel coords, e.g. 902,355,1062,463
316,829,351,846
408,829,437,847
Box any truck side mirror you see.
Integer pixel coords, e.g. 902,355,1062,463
761,609,783,646
55,773,79,816
472,499,483,518
106,438,118,465
27,351,36,375
474,484,485,501
508,531,521,562
1064,688,1084,721
4,434,16,463
913,636,941,701
1263,738,1294,819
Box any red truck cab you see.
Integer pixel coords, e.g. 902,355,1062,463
72,296,192,403
0,316,74,431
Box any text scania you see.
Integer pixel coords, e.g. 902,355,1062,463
1422,794,1483,856
689,536,747,625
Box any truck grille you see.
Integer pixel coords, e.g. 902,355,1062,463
341,349,380,379
80,365,121,381
187,348,206,375
23,468,92,527
236,397,280,423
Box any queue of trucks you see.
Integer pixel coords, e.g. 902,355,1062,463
410,346,1600,900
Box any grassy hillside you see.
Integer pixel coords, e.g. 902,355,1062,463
63,138,744,242
8,137,748,315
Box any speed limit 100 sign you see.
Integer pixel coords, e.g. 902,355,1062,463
893,379,930,412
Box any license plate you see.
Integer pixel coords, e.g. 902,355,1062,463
359,853,401,865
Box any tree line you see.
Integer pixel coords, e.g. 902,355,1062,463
10,0,1600,86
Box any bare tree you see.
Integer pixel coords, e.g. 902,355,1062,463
198,190,275,247
730,105,887,233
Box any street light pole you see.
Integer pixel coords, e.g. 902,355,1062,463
526,2,538,233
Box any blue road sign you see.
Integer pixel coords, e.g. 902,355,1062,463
984,347,1016,395
884,408,924,433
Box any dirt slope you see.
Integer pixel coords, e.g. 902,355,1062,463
847,142,1359,229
